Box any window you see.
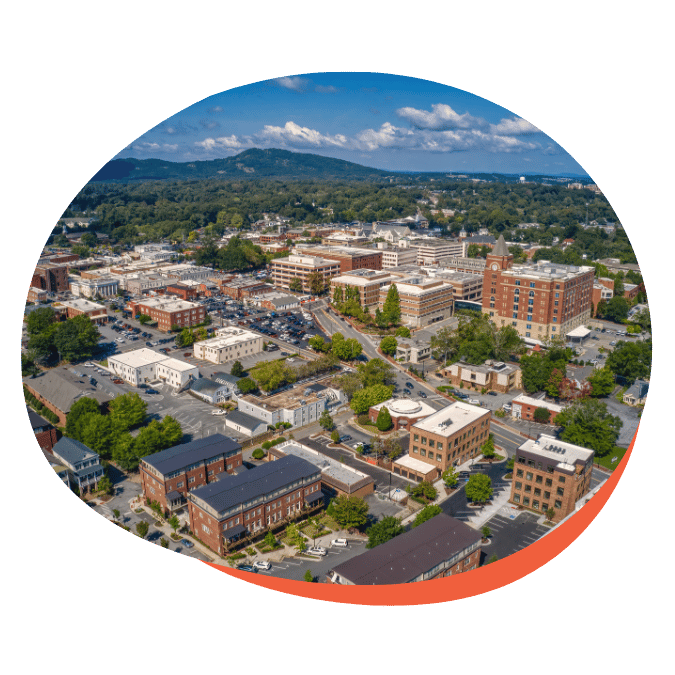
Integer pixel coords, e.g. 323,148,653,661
546,478,552,486
535,475,542,484
515,482,522,490
534,488,541,496
512,312,518,319
513,493,521,503
559,476,566,483
516,469,524,478
524,485,532,493
544,491,551,499
421,437,427,445
413,446,418,453
413,434,419,441
557,487,565,496
177,481,184,488
527,314,532,321
208,470,214,477
530,282,535,288
436,454,442,462
532,500,540,510
188,476,195,484
515,280,521,286
420,449,426,457
526,472,533,480
429,439,435,448
523,497,530,506
554,500,562,508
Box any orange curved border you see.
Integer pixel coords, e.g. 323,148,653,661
203,427,636,605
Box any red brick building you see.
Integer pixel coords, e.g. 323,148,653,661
510,394,563,423
187,455,323,554
482,235,595,340
164,282,198,301
58,298,108,324
328,514,482,584
510,434,594,523
127,297,206,332
293,245,383,273
32,263,69,293
27,407,59,454
140,434,243,512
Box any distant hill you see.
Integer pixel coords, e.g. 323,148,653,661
89,149,394,183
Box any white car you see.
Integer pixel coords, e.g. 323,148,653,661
503,403,512,411
330,538,348,548
468,398,480,405
253,560,271,571
211,409,226,416
306,547,327,557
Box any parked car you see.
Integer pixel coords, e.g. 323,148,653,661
112,379,124,384
184,352,192,357
458,471,471,479
405,382,414,389
211,409,226,416
306,547,327,557
418,391,427,398
235,564,257,573
340,435,352,443
610,341,616,346
455,392,469,399
180,539,194,549
468,398,480,405
487,391,498,396
331,538,348,548
503,403,512,411
146,341,153,347
253,560,271,571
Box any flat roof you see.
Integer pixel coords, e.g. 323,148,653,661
137,297,202,311
109,348,169,368
201,328,261,348
57,298,106,312
393,454,436,474
566,326,591,338
371,398,436,419
412,401,488,436
511,394,563,412
517,434,593,468
241,378,334,411
330,514,481,585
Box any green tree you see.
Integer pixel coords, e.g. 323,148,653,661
382,284,401,325
379,336,398,355
333,286,344,304
237,377,258,394
356,359,396,388
160,538,169,548
330,429,341,443
168,515,180,533
158,416,183,448
366,516,404,548
230,360,245,377
138,314,152,325
480,433,496,459
319,410,335,431
97,474,114,495
112,508,121,522
465,474,493,503
53,315,100,362
410,481,438,502
350,384,394,414
307,271,326,295
333,372,362,400
109,392,147,431
251,447,265,460
175,328,196,348
112,434,138,471
376,406,393,432
395,326,411,338
289,277,303,292
412,504,442,528
308,335,327,352
26,306,57,336
554,399,622,456
331,495,369,530
65,396,101,437
264,531,277,548
606,340,652,382
481,526,492,540
136,521,149,539
442,466,459,488
533,407,552,423
303,570,315,583
545,507,556,522
601,296,630,323
586,367,615,397
332,337,363,361
77,413,117,459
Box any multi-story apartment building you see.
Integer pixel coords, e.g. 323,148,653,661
510,434,594,522
164,282,198,301
378,275,454,328
327,514,481,585
187,454,323,554
415,239,466,265
108,348,199,388
270,254,340,293
425,269,483,303
32,263,69,293
330,269,398,307
408,401,491,478
438,256,487,275
482,235,595,340
292,245,382,273
193,327,263,364
441,360,522,393
140,434,243,512
27,287,48,304
127,297,206,332
381,246,418,269
592,280,614,315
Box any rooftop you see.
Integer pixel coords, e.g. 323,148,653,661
517,434,593,470
393,453,437,474
202,327,261,347
108,348,171,368
136,296,202,312
371,398,436,418
23,368,111,413
412,401,489,436
330,513,481,585
503,260,594,282
190,454,320,516
241,377,335,411
57,298,107,313
511,394,563,412
53,437,97,465
225,409,265,431
142,433,241,477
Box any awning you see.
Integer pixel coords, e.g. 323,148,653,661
305,491,325,505
222,524,247,540
166,490,183,503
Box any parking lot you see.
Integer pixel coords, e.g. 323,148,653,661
480,510,550,563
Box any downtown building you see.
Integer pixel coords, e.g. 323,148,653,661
378,275,454,328
127,296,206,332
292,245,383,273
482,235,594,340
270,254,340,293
194,327,264,364
330,269,399,308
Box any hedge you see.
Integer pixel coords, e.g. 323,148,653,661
23,387,60,425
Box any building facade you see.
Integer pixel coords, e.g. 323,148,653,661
108,348,199,388
194,328,263,364
510,434,594,522
330,270,397,307
270,254,340,293
441,360,522,393
127,297,206,332
510,394,563,423
379,276,454,328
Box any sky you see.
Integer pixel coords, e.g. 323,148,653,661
115,72,588,176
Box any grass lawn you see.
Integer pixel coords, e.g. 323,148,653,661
594,446,629,471
319,514,340,531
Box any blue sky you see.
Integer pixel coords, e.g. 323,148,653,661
116,72,588,175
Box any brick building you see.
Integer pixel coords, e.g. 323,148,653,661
187,454,323,554
379,275,454,328
408,401,491,478
140,434,243,512
27,407,59,454
441,360,522,393
57,298,108,324
127,297,206,332
32,263,69,293
164,282,198,301
510,434,594,523
220,278,274,300
270,254,340,293
482,235,595,340
293,245,382,273
27,287,48,304
327,513,481,584
510,394,563,423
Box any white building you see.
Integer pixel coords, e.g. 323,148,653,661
381,247,418,269
108,348,198,388
194,328,264,364
70,276,119,298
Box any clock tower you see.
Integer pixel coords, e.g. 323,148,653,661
482,234,514,319
485,234,513,271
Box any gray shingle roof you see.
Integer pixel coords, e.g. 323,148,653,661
142,433,241,476
26,406,52,430
23,368,111,414
330,513,481,585
225,410,266,432
492,234,509,257
190,378,225,395
190,455,320,514
52,437,97,466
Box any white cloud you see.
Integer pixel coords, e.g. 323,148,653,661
254,121,349,148
195,135,250,152
208,105,224,113
131,142,179,153
489,116,540,135
271,76,311,92
314,84,339,93
396,103,487,131
354,122,416,150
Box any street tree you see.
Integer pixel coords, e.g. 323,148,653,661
350,384,394,414
168,515,180,533
319,410,335,431
230,360,245,377
382,284,401,325
376,406,393,432
366,516,405,548
304,570,315,583
554,398,622,456
606,340,652,382
465,474,493,504
112,509,121,522
109,392,147,431
97,474,114,496
480,433,496,459
379,336,397,355
481,526,492,540
330,429,340,443
332,337,363,361
442,466,459,488
331,495,369,530
395,326,411,338
333,371,362,400
356,359,396,388
135,521,149,539
546,507,556,522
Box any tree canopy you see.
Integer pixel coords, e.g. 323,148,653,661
366,516,405,549
554,399,622,456
330,495,369,530
606,340,652,383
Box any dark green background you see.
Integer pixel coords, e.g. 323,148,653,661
2,1,673,672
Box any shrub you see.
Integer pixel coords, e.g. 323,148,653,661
357,414,371,425
251,448,265,460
